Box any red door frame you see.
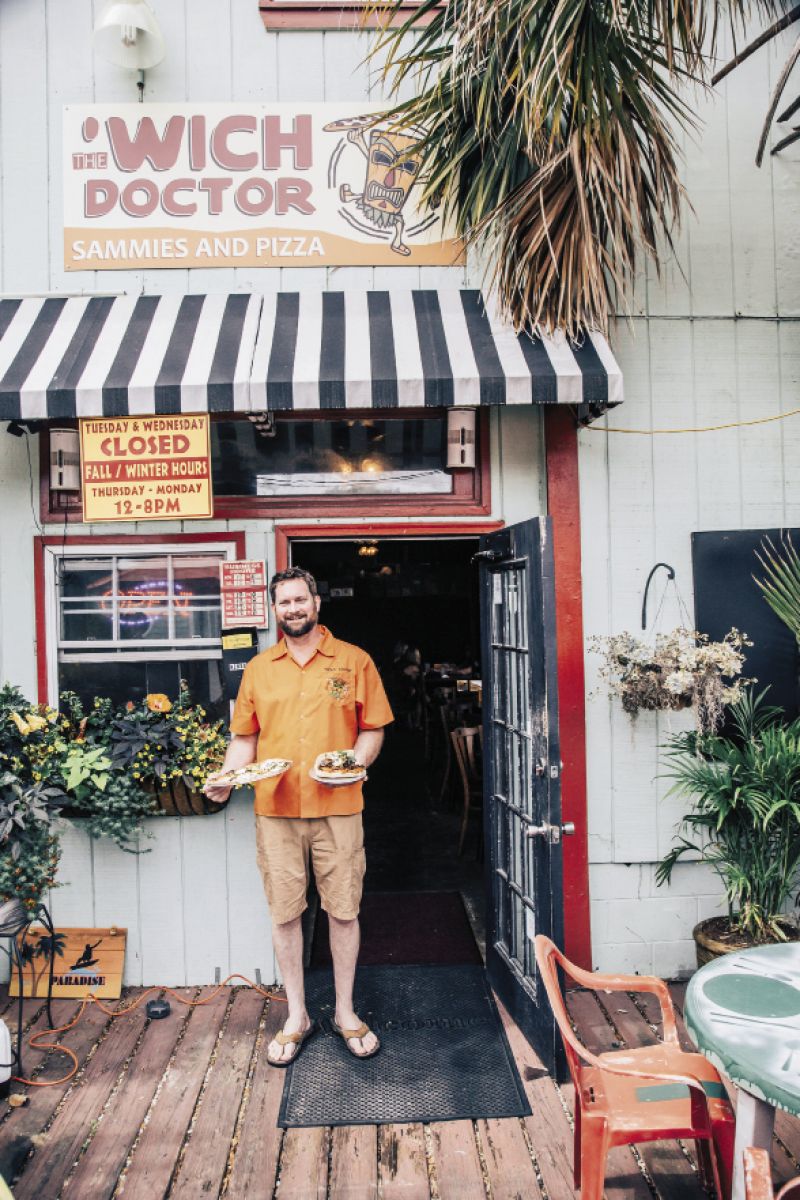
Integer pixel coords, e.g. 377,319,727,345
543,408,592,970
276,484,593,972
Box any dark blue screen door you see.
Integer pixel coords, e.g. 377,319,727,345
478,517,566,1078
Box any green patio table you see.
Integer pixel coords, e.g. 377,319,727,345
684,942,800,1200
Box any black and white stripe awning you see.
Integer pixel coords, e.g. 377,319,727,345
0,289,622,421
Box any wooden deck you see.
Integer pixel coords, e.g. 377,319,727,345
0,981,798,1199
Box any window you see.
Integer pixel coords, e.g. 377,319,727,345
259,0,441,31
212,416,451,497
40,538,244,721
211,412,490,519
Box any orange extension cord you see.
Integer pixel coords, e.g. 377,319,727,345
10,974,287,1088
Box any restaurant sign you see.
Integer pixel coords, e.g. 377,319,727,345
63,103,463,270
79,415,213,523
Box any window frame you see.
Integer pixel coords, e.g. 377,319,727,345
258,0,442,31
39,410,491,522
35,532,246,705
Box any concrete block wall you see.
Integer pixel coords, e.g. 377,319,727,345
590,862,728,977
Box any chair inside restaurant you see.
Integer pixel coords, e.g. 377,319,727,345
292,536,486,965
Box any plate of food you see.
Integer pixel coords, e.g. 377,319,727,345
211,758,292,788
310,750,366,786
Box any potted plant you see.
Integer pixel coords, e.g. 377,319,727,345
656,689,800,965
108,684,228,816
590,626,751,732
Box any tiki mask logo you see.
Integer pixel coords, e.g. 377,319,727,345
323,115,438,256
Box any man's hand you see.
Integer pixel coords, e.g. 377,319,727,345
354,728,385,769
203,770,233,805
203,733,258,803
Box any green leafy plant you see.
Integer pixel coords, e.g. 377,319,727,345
755,533,800,647
61,743,111,797
0,769,66,911
657,690,800,942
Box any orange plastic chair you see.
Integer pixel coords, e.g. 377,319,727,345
534,935,736,1200
744,1147,800,1200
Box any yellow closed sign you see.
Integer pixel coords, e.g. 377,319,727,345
80,414,213,522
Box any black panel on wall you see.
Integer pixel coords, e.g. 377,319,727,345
692,529,799,719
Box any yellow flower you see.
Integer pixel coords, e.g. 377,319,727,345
10,712,30,736
146,693,172,713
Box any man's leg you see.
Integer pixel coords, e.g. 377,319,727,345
267,914,312,1063
329,915,378,1056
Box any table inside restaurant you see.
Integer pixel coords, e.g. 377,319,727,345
684,943,800,1200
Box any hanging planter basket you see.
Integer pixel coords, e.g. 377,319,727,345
147,777,229,817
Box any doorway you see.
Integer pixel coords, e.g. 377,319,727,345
288,534,487,962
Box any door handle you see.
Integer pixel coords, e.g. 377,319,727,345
524,822,575,844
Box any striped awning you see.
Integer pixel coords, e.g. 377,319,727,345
0,289,622,422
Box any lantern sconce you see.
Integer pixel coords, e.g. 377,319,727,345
50,428,81,492
92,0,166,100
446,408,477,469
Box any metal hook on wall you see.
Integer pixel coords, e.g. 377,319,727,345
641,562,676,630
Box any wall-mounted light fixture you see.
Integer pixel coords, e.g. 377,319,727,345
446,408,477,469
50,429,81,492
357,541,379,558
93,0,165,99
248,412,277,438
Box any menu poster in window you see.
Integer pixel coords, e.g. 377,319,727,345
220,560,269,629
80,415,213,522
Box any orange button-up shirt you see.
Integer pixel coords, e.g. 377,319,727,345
229,625,394,818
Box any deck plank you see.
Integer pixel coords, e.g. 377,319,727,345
329,1125,379,1199
278,1125,329,1199
429,1120,486,1200
118,987,230,1200
479,1116,543,1199
12,989,149,1200
60,989,196,1199
223,999,288,1198
378,1123,430,1199
495,994,578,1200
0,997,105,1184
169,988,265,1200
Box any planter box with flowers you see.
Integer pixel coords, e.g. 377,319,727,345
0,684,228,914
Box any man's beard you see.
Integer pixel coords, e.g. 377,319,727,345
277,614,318,639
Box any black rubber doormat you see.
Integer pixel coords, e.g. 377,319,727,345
278,964,531,1127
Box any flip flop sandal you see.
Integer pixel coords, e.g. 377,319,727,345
331,1019,381,1059
267,1021,317,1068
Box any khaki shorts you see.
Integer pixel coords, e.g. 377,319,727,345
255,813,366,926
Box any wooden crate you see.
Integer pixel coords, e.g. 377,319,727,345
10,926,127,999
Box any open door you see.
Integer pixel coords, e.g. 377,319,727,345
478,517,567,1079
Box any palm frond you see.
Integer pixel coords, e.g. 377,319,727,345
368,0,775,335
754,534,800,644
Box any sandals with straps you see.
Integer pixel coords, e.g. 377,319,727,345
266,1020,317,1068
331,1018,381,1059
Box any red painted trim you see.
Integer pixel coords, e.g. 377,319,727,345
259,0,441,30
544,407,592,972
33,531,246,706
275,519,503,573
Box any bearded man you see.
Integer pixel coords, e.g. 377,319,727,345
205,566,393,1066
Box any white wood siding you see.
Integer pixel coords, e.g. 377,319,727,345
0,0,795,979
